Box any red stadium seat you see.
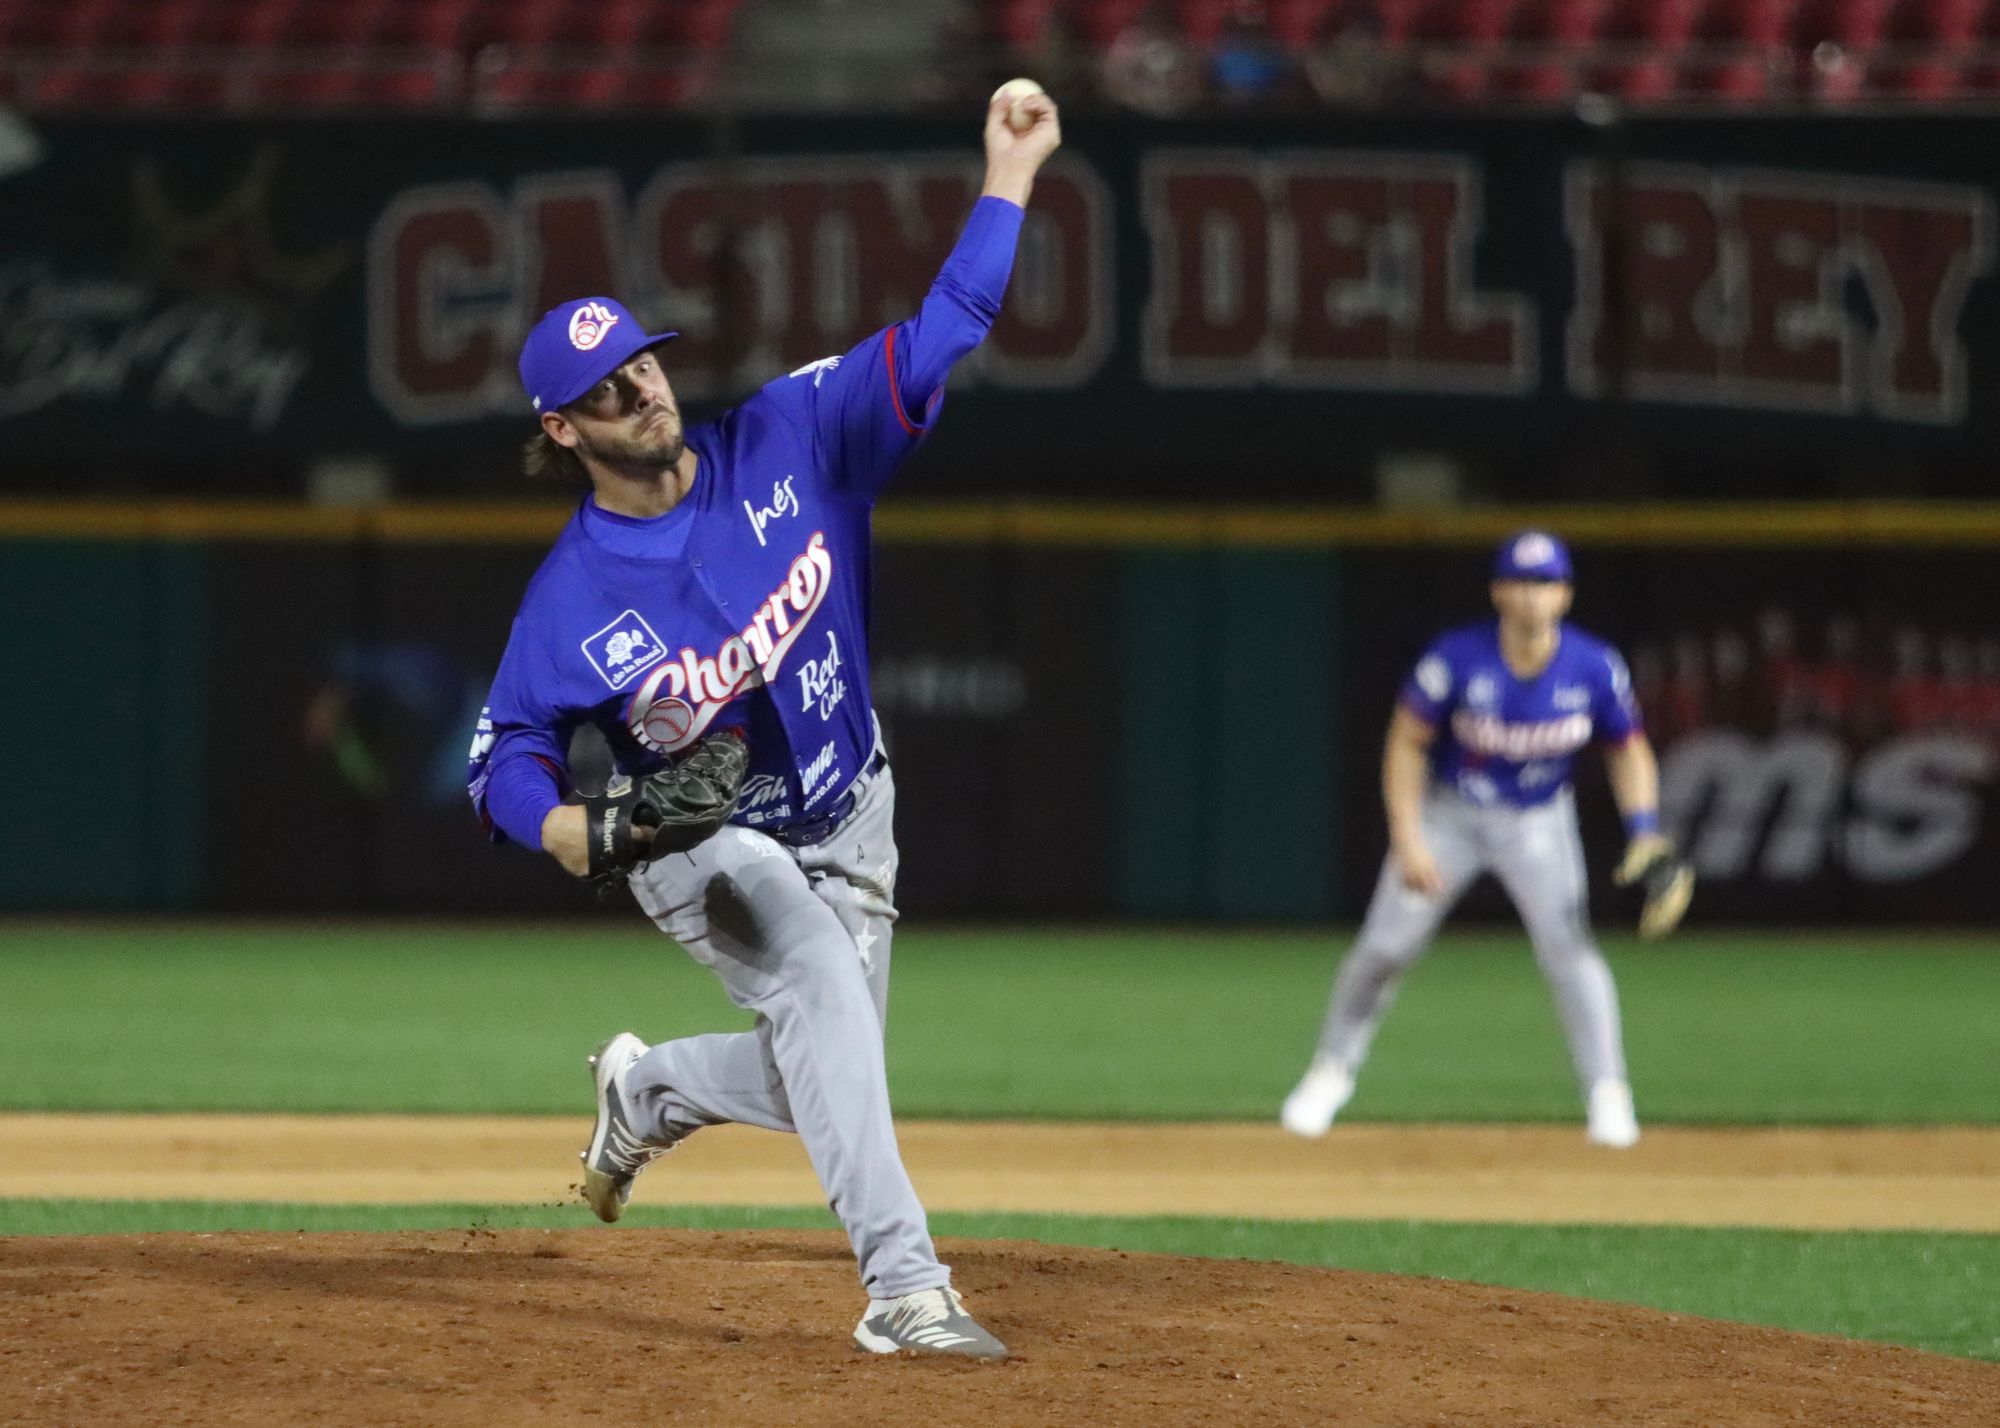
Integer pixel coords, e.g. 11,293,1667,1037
1073,0,1154,47
1589,0,1700,97
1172,0,1235,48
650,0,738,50
1871,0,1982,96
372,0,480,51
1369,0,1435,43
990,0,1061,50
1267,0,1340,49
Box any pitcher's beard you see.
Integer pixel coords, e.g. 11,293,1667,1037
580,425,685,473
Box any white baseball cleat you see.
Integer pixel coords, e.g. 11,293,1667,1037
580,1032,676,1221
1280,1055,1355,1138
853,1285,1008,1360
1586,1078,1640,1149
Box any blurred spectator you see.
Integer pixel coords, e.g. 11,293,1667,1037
1209,0,1292,105
1102,3,1206,114
1809,40,1868,102
1303,1,1409,106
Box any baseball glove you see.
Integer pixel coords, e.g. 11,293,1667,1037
582,730,750,893
1611,834,1695,941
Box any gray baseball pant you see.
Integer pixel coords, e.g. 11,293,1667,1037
1313,787,1629,1091
621,755,945,1300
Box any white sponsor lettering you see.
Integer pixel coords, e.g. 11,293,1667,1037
873,657,1028,719
737,773,788,812
799,739,837,790
788,354,842,387
798,739,844,808
467,709,495,761
1662,729,1994,882
624,532,836,752
743,473,800,548
0,263,308,429
796,630,847,720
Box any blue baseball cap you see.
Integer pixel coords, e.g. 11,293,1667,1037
518,297,678,414
1493,530,1573,582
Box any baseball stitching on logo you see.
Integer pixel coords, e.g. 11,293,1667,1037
568,302,621,352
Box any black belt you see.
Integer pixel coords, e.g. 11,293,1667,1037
765,749,887,848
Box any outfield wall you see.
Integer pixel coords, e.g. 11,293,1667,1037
6,501,1996,924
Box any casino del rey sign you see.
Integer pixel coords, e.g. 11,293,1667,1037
364,149,1992,426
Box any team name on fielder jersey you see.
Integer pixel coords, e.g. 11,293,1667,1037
1449,710,1595,761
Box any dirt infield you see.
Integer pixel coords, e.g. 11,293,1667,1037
3,1116,1997,1229
5,1229,1995,1427
7,1120,1998,1424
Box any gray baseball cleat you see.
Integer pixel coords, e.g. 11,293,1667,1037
580,1032,675,1222
853,1286,1009,1360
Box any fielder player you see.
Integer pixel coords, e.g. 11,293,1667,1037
466,89,1062,1359
1281,532,1692,1149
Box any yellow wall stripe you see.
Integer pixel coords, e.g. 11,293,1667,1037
0,499,1997,547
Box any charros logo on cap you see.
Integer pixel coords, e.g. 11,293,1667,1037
567,301,621,352
1513,533,1557,568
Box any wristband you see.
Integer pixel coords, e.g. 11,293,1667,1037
1624,809,1660,839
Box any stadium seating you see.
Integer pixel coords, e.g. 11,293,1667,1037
0,0,739,108
0,0,1994,108
998,0,2000,103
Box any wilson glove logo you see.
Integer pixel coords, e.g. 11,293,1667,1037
625,532,835,753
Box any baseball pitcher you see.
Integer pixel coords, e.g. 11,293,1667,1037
1282,532,1692,1149
466,89,1063,1358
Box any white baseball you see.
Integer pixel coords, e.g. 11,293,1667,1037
990,77,1045,133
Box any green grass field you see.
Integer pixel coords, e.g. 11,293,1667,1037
1,923,1995,1120
2,923,1995,1361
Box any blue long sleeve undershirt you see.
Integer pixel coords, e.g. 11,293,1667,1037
485,750,565,849
891,195,1022,417
481,195,1025,851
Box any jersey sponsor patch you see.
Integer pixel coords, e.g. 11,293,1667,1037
581,610,669,691
1413,654,1451,702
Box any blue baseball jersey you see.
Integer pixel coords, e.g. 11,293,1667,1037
1398,621,1642,808
468,198,1024,847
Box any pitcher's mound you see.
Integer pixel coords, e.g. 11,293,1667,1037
4,1229,1991,1426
